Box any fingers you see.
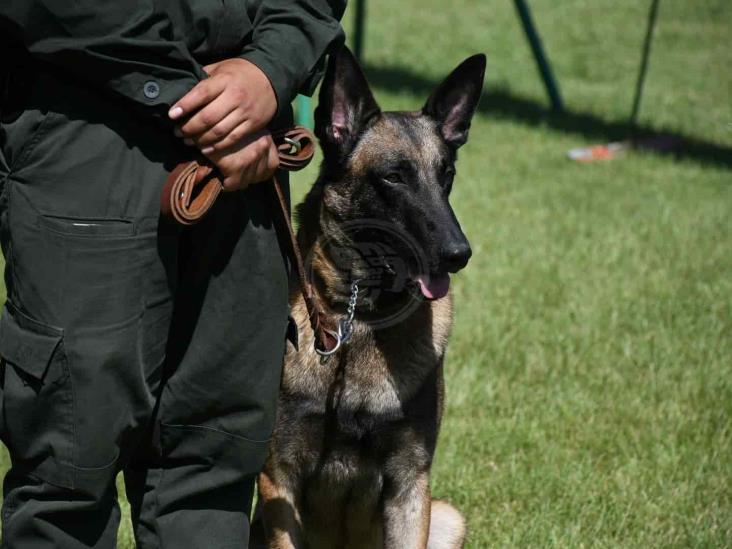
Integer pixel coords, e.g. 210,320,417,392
168,77,226,121
204,132,279,192
199,118,255,153
171,70,252,143
228,151,266,191
173,88,254,148
176,97,239,142
224,138,277,191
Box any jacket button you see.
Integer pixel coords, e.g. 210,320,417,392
143,81,161,99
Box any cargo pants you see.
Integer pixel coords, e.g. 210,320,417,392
0,67,289,547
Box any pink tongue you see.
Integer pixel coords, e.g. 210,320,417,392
415,274,450,300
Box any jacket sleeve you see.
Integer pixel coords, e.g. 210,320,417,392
1,1,205,114
240,0,347,119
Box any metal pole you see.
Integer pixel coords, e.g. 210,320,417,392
513,0,564,112
353,0,366,61
296,95,313,129
629,0,661,135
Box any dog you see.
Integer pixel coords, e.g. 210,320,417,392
252,46,486,549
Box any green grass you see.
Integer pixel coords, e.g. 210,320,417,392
2,0,732,547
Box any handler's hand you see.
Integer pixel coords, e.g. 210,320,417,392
204,129,280,192
168,58,277,153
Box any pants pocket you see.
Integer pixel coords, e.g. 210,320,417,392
37,214,135,238
0,301,75,489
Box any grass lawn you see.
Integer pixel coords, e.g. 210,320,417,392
2,0,731,547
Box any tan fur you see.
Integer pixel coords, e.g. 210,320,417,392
254,251,463,548
349,115,444,179
428,501,467,549
253,46,483,549
254,117,465,549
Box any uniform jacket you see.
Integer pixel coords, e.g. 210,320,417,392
1,0,347,118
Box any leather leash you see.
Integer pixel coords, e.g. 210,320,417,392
160,126,338,354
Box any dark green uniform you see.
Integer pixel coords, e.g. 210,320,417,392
0,2,344,547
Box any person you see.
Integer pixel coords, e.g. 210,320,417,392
0,1,345,547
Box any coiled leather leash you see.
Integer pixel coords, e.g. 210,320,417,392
160,126,338,354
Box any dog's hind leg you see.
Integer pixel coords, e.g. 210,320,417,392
427,500,466,549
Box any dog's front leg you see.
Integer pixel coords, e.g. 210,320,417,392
257,470,306,549
382,471,431,549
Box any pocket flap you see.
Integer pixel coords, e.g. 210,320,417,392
0,303,63,380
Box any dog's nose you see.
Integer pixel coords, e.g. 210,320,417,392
440,241,472,273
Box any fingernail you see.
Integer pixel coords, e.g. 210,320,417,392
168,106,184,119
201,146,214,154
184,138,194,146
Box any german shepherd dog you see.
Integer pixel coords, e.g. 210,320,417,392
252,47,486,549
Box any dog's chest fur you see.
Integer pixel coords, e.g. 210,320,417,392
272,293,453,492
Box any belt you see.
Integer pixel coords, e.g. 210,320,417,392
160,127,338,354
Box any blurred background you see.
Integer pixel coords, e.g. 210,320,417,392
3,0,730,547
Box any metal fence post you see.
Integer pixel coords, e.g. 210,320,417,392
296,95,313,129
513,0,564,112
629,0,661,135
353,0,366,61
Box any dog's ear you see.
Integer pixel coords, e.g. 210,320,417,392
423,54,486,148
315,46,380,155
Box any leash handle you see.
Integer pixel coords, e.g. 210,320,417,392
160,126,315,225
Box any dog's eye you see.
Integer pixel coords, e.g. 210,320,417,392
383,173,404,185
